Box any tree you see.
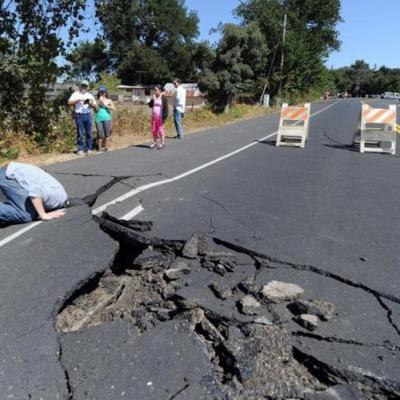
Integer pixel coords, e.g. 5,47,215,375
236,0,342,99
0,0,87,134
67,38,109,81
330,62,400,96
95,72,121,92
198,23,268,112
95,0,207,84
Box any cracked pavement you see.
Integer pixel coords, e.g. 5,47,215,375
0,99,399,399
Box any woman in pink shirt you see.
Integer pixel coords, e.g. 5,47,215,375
148,85,169,149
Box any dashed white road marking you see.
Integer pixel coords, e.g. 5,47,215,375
0,100,340,249
120,204,144,221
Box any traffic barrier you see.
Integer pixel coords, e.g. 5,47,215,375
276,103,311,148
360,103,396,155
396,124,400,133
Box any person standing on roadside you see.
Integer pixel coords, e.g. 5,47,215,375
173,78,186,139
148,84,169,149
68,80,97,156
95,86,115,152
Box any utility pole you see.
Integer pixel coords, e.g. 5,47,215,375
277,13,287,108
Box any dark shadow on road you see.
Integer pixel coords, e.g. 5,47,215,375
257,140,276,146
133,144,151,149
323,144,358,152
321,130,359,153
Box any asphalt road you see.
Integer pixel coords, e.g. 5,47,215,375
1,98,400,399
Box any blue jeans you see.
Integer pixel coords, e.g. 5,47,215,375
173,109,184,138
0,168,37,224
75,113,93,151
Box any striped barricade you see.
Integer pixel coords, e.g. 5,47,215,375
276,103,311,149
360,104,396,155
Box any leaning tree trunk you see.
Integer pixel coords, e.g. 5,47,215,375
223,95,233,113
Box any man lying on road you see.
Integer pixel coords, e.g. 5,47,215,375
0,162,67,224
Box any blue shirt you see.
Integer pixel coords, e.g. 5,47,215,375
6,162,68,210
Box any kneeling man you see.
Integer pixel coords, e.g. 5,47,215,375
0,162,67,224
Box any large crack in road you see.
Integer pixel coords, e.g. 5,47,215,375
53,212,400,400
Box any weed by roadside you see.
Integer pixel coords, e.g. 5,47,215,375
0,104,272,166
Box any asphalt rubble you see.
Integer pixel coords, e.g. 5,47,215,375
55,213,400,400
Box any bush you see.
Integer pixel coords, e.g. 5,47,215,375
0,131,23,161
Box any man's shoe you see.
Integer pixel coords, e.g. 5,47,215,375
87,150,94,155
77,150,84,156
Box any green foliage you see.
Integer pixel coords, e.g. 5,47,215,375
67,38,109,81
0,0,87,135
95,0,209,84
236,0,342,100
95,72,122,92
0,130,21,160
198,23,268,112
330,60,400,95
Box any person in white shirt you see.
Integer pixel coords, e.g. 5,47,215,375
173,78,186,139
0,162,67,224
68,80,97,155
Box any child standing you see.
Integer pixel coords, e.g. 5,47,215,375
148,85,169,149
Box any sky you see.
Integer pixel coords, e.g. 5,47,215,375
185,0,400,69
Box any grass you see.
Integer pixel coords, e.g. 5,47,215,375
0,103,273,166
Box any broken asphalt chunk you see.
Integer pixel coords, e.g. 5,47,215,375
182,233,215,259
222,324,321,399
304,384,364,400
294,337,400,397
197,233,215,256
260,281,305,303
295,314,320,332
133,248,171,270
99,214,184,252
210,282,233,300
60,320,223,400
288,299,335,321
238,295,262,316
237,278,260,296
101,211,153,231
182,233,200,258
164,266,191,281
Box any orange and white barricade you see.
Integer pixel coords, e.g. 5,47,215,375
276,103,311,149
360,104,396,155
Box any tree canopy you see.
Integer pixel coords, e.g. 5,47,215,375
95,0,207,84
0,0,87,133
236,0,342,98
198,23,268,112
331,60,400,96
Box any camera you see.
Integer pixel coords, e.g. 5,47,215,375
84,99,91,105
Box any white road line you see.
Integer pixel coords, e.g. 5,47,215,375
0,221,42,248
92,132,278,215
0,100,340,249
120,204,144,220
93,100,340,216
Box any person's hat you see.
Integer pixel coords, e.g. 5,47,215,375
98,85,106,92
80,79,90,87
